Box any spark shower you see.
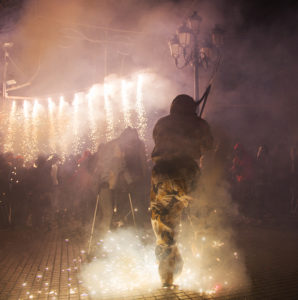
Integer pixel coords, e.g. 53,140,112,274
0,74,147,162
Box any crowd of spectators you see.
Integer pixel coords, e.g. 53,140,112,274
0,133,297,231
228,142,298,223
0,127,150,231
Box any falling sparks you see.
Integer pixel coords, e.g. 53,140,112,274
136,74,147,140
0,74,148,161
80,230,160,296
122,80,132,128
48,97,57,153
80,226,246,298
4,100,16,153
87,86,99,152
104,82,115,141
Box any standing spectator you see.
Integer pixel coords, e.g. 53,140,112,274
9,156,26,227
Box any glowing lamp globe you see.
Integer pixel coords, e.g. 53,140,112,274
211,24,225,47
177,23,191,48
168,35,180,59
188,11,202,33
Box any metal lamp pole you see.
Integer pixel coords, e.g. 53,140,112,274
193,33,199,102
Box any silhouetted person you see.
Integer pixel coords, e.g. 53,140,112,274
150,94,213,288
255,145,272,221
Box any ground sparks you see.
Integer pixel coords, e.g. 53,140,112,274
0,73,148,161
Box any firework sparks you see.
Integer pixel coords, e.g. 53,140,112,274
31,100,40,160
48,97,57,153
104,83,114,141
87,85,99,152
4,101,16,153
0,73,149,161
72,94,81,154
122,80,132,128
57,96,68,159
136,74,147,140
22,100,33,161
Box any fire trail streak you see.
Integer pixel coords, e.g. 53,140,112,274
136,75,147,140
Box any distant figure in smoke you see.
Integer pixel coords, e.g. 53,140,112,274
95,127,149,232
95,140,124,233
150,94,213,288
117,127,150,227
231,143,254,219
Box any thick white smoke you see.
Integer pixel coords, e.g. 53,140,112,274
79,147,250,298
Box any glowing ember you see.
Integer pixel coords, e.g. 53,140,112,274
136,74,147,139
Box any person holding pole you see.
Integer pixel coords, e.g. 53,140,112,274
150,94,213,288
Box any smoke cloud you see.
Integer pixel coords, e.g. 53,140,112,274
1,0,297,297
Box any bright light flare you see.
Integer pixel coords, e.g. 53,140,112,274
80,230,160,297
32,99,40,118
3,101,17,153
59,96,66,114
104,83,114,141
23,100,30,119
1,72,150,160
122,80,132,128
48,97,55,114
136,74,147,139
87,84,100,104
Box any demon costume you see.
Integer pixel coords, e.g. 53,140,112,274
150,94,213,287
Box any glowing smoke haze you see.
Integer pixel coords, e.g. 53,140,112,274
0,71,163,160
3,0,295,297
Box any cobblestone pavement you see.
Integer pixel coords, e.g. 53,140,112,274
0,219,298,300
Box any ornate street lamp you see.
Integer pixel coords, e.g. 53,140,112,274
169,11,224,109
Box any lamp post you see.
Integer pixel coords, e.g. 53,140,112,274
169,11,224,105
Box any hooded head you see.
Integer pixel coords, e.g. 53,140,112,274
119,127,139,143
170,94,196,115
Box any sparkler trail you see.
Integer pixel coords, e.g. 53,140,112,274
72,94,81,154
81,230,160,297
57,96,68,159
48,97,57,154
81,225,246,298
31,100,40,161
104,83,115,142
136,75,147,140
22,100,33,161
121,80,132,128
4,101,16,153
87,86,99,152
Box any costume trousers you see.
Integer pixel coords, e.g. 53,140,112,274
150,168,192,286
